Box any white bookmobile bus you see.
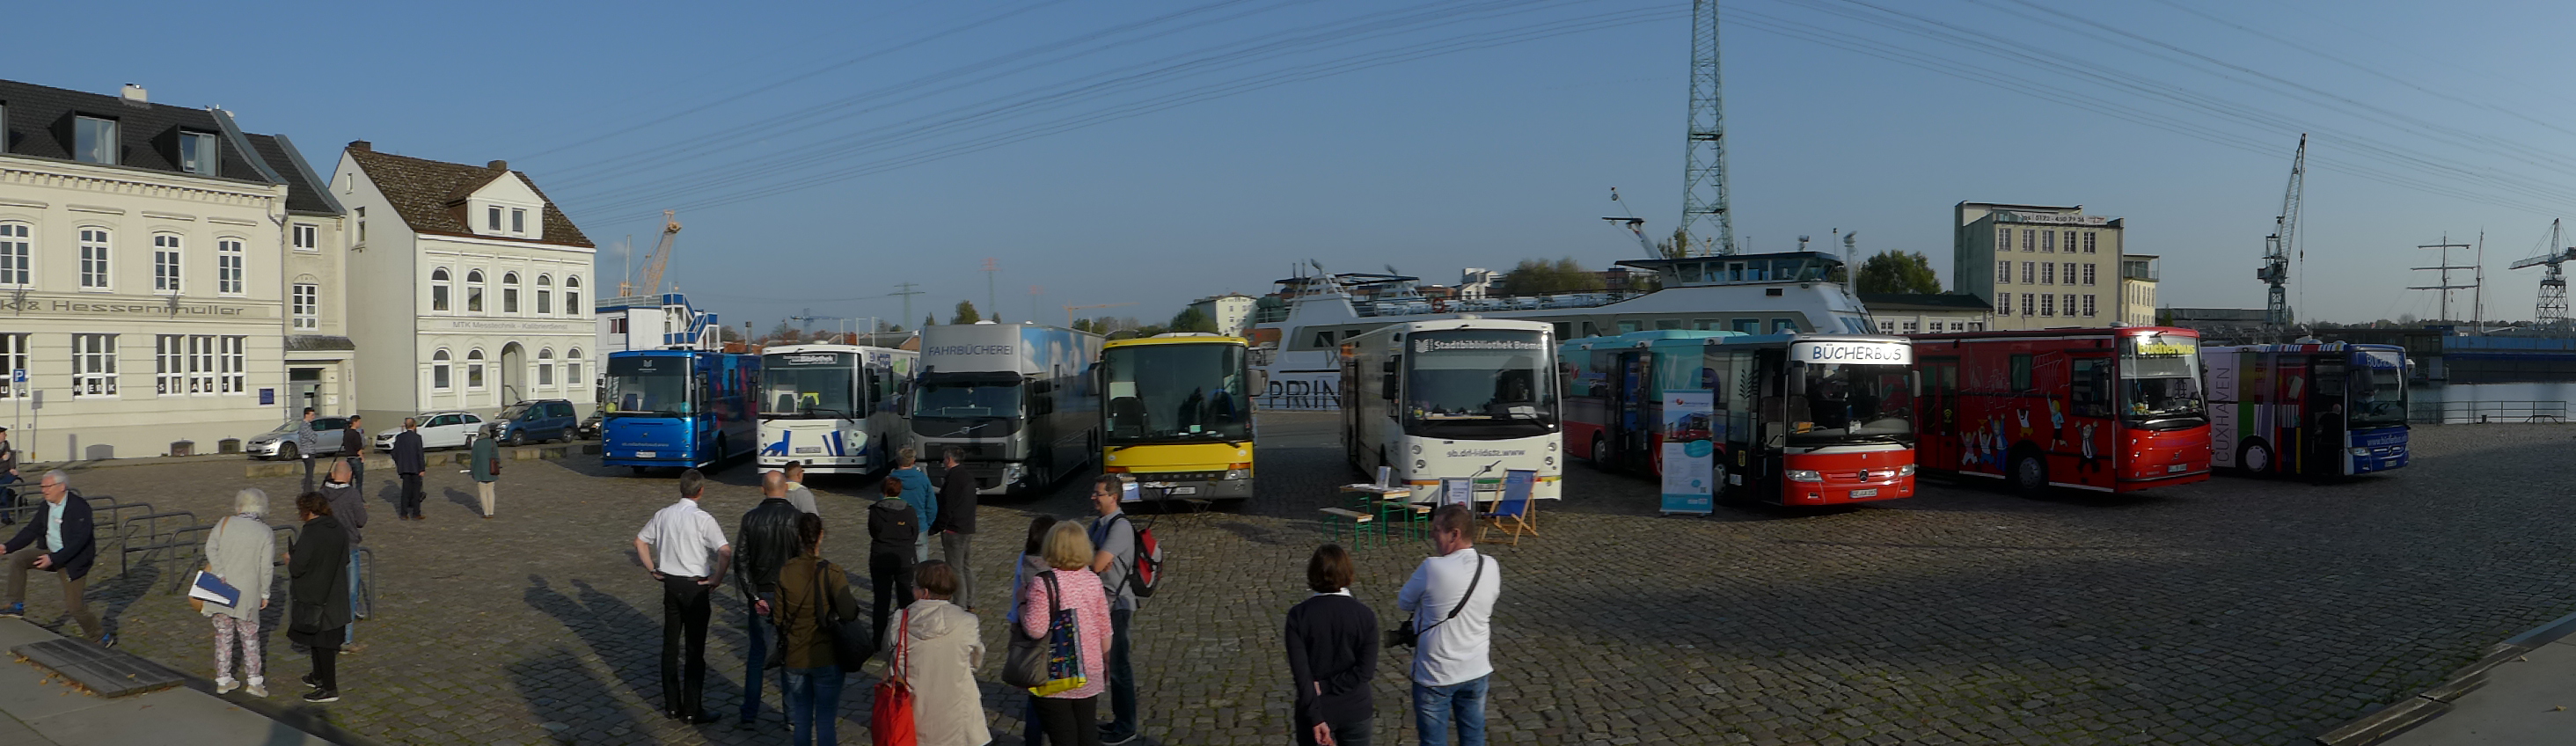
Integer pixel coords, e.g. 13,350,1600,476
757,343,918,474
1342,318,1562,500
914,323,1105,496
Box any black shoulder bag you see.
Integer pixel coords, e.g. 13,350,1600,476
812,560,875,671
1386,555,1488,649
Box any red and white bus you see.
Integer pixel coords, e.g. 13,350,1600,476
1909,327,2211,494
1562,331,1918,507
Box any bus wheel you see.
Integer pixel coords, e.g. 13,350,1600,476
2241,441,2275,477
2009,450,2049,495
1590,437,1609,470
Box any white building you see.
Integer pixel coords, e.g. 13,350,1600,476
596,292,721,355
1189,293,1256,337
1952,202,2158,331
330,143,596,427
0,80,342,460
1860,293,1991,334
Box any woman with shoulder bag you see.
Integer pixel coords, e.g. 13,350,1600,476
776,512,862,746
202,488,276,697
1018,522,1113,746
889,560,990,746
1007,516,1058,746
286,490,351,703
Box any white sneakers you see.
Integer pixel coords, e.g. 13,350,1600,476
245,677,267,698
216,677,238,694
218,676,269,697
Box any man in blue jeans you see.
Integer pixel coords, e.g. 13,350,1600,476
1087,476,1144,744
1396,504,1502,746
732,471,801,730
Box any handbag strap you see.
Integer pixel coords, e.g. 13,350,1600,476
890,608,911,682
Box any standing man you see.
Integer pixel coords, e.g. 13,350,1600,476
392,418,428,521
891,449,936,563
469,425,501,519
1396,504,1502,746
0,471,106,647
732,470,801,730
1088,475,1144,744
0,428,19,525
296,408,321,491
781,461,818,516
321,460,368,649
633,470,731,725
932,447,978,611
340,414,368,499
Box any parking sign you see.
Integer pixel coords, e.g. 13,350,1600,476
8,369,22,384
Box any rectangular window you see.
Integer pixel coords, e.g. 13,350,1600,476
433,361,452,391
217,238,244,295
2039,294,2056,317
511,208,526,234
537,288,552,315
1996,226,2011,251
2084,294,2098,317
189,335,216,394
567,356,582,387
72,333,117,397
2040,263,2055,285
2042,230,2055,252
469,361,486,390
2020,261,2034,284
2020,293,2034,317
1772,318,1797,333
538,359,555,386
1901,321,1919,333
73,117,116,165
156,336,183,395
468,284,484,312
179,132,218,175
1996,260,2011,285
2083,232,2097,253
1878,320,1896,333
153,235,183,293
2064,294,2077,319
0,223,27,287
354,207,366,244
2082,265,2097,285
2064,230,2077,253
2010,354,2033,391
2063,263,2077,288
293,283,318,331
1996,293,2011,315
293,223,318,252
487,206,503,231
79,229,111,289
2071,359,2111,418
504,287,519,314
221,336,245,393
0,334,24,399
2021,229,2034,252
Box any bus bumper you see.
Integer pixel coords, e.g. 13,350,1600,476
2347,428,2409,474
765,454,873,473
1123,471,1254,501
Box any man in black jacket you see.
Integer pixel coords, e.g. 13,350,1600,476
321,460,367,648
341,414,367,498
931,447,978,611
392,418,428,521
731,471,801,730
0,470,106,647
865,476,918,643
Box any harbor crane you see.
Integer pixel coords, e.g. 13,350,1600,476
2258,135,2304,327
2510,219,2576,329
622,209,683,297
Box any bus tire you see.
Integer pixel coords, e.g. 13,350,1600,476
2009,450,2049,496
1590,436,1609,471
2240,441,2275,477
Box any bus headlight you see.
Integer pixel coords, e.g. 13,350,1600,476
1548,439,1558,452
1003,464,1027,484
1786,470,1824,482
1896,464,1916,477
2349,447,2371,457
1411,443,1422,455
1544,456,1555,468
1415,459,1426,472
1222,468,1249,480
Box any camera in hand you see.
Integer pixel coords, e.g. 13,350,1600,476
1384,618,1418,649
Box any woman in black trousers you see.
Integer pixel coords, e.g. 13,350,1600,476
287,490,353,704
1284,544,1379,746
866,476,918,638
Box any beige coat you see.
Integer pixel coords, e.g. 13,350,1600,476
885,599,991,746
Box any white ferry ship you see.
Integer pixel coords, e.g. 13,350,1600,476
1250,251,1876,409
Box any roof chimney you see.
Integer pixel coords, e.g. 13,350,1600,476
487,159,508,172
119,84,147,105
348,140,371,152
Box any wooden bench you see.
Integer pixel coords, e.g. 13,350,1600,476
1318,507,1375,546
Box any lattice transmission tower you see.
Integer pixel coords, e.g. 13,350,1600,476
1679,0,1736,256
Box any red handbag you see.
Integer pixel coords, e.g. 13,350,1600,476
872,609,917,746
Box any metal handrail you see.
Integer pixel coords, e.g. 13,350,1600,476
2409,399,2568,424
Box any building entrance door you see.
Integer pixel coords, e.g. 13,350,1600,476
500,343,525,405
289,368,323,413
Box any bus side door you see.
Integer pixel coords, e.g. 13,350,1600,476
1612,350,1652,472
1918,357,1961,470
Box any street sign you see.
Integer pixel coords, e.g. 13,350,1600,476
8,369,22,384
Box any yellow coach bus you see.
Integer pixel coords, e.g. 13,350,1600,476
1099,333,1255,507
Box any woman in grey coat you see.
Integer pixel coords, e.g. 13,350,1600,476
204,488,276,697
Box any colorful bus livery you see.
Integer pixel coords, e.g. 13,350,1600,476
601,350,762,472
2204,342,2410,479
1910,327,2212,494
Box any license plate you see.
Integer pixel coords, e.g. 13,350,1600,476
1141,482,1175,489
2166,464,2185,472
1850,488,1877,498
636,451,656,458
1167,486,1198,495
794,447,823,454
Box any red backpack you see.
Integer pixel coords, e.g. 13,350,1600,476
1109,515,1165,599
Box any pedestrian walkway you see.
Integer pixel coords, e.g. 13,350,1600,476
2381,629,2576,746
0,618,338,746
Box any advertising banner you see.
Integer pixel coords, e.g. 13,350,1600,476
1660,389,1716,515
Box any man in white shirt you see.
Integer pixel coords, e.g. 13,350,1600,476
781,460,818,516
1396,503,1501,746
633,469,733,725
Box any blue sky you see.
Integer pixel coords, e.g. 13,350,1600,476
16,0,2576,328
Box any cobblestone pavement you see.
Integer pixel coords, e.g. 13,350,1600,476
18,415,2576,745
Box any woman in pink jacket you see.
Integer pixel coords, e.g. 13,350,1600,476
1020,521,1113,746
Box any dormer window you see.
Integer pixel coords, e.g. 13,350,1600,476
511,208,526,234
487,206,503,232
179,131,218,175
74,116,116,165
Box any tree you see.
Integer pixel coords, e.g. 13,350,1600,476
951,301,981,325
762,320,801,344
1072,318,1094,333
1499,256,1606,296
1168,306,1218,333
923,314,938,330
1854,251,1942,295
1653,227,1693,260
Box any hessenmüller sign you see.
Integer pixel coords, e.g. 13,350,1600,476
1791,340,1912,365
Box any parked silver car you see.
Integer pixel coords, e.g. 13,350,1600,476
246,416,351,460
374,411,487,451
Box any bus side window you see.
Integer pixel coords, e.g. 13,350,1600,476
2010,354,2034,392
2070,359,2112,418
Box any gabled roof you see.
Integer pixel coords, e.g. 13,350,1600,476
343,146,593,248
243,134,342,216
0,78,329,210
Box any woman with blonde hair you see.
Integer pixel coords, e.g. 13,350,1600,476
1019,521,1113,746
203,488,276,696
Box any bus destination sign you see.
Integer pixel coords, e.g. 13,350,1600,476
1790,340,1912,365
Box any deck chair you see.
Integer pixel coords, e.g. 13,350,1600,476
1479,470,1538,545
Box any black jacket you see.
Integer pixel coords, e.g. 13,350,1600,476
735,497,801,600
340,427,364,457
930,467,977,534
1284,593,1379,733
288,514,352,646
867,497,917,558
3,491,95,581
392,430,428,474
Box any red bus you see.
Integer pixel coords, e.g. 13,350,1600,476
1909,327,2211,494
1563,331,1918,508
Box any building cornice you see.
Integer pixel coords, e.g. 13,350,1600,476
0,158,288,209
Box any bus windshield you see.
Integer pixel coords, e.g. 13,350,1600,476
911,376,1023,438
761,353,858,418
2120,334,2206,429
1103,343,1250,443
604,356,691,418
2349,350,2409,428
1790,362,1914,445
1403,329,1555,440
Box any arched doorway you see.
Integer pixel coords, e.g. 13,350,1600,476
500,342,526,405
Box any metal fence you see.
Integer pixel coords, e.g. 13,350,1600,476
2410,400,2568,424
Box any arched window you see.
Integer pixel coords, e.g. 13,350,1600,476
432,349,453,391
466,348,487,390
0,222,30,288
538,347,556,387
536,274,553,315
466,270,486,312
431,267,452,311
565,276,582,316
567,348,584,390
502,272,521,314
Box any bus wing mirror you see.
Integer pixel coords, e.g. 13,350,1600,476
1381,373,1399,399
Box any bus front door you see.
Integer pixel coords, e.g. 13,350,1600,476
1612,351,1653,472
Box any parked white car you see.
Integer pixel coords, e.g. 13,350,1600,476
374,411,487,451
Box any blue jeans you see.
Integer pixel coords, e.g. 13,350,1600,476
1023,694,1048,746
740,608,778,722
1103,606,1138,739
1411,675,1489,746
781,665,844,746
345,551,362,645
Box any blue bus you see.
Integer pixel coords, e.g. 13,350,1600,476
602,350,762,472
2205,342,2409,479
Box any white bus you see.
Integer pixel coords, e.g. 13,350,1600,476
757,343,918,474
1343,318,1562,500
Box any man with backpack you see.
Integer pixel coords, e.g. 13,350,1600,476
1087,475,1154,744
